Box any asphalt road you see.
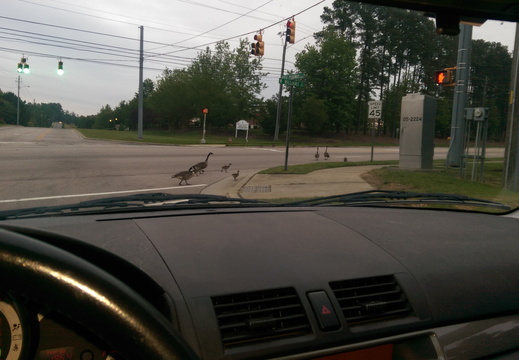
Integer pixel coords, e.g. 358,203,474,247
0,126,505,210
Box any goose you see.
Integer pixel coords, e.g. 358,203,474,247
232,170,240,180
192,152,213,174
221,163,232,172
172,167,195,185
314,147,320,161
324,147,330,160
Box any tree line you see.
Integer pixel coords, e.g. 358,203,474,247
0,90,76,127
1,3,512,141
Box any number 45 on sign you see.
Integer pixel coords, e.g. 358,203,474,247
368,101,383,119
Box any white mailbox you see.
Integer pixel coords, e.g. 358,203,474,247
399,94,437,169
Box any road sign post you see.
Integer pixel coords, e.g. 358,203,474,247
278,74,305,170
368,101,383,162
201,108,208,144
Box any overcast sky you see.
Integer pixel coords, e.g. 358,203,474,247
0,0,516,116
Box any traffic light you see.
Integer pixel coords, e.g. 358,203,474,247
251,34,264,56
286,20,296,44
57,60,64,75
434,68,455,86
17,57,29,74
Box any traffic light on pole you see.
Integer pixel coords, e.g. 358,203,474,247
18,57,29,74
434,68,455,86
57,60,64,75
251,34,264,56
286,19,295,44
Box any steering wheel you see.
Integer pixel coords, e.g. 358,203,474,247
0,227,199,360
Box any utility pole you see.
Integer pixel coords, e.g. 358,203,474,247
16,76,20,126
274,33,288,141
504,24,519,191
137,26,144,139
446,24,473,167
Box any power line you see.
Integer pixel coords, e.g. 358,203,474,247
20,0,231,41
2,0,325,62
148,0,326,58
170,0,274,47
0,1,325,81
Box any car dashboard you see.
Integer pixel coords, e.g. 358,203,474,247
1,205,519,360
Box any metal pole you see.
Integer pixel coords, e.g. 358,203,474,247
16,75,20,126
471,121,481,181
446,24,473,167
274,35,288,142
370,119,375,162
201,113,207,144
504,24,519,190
284,86,294,171
137,26,144,139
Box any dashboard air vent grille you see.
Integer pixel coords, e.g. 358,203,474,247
212,287,311,347
330,275,412,326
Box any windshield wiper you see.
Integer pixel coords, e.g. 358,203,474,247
284,190,510,210
0,193,271,219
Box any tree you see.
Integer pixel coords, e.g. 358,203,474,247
94,105,113,129
470,40,512,140
294,29,357,134
0,91,19,124
320,2,459,135
259,95,288,136
321,1,382,133
150,68,193,130
149,39,266,131
297,96,329,136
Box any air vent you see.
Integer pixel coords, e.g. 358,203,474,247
330,275,412,326
212,288,311,347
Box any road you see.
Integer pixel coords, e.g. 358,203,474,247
0,126,505,210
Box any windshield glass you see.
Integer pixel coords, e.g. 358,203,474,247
1,0,518,214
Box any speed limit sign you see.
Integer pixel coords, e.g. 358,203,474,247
368,101,382,119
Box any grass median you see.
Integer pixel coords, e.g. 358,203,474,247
76,128,410,147
260,159,519,210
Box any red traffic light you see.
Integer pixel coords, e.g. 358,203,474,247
286,20,296,44
434,69,455,85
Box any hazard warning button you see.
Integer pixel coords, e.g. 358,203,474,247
307,291,340,331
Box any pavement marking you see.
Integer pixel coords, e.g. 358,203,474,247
35,128,53,141
0,142,34,144
251,148,283,152
0,185,207,204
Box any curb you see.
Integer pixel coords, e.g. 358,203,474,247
200,170,259,198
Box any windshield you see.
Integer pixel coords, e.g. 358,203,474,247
1,0,519,214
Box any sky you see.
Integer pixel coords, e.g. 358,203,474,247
0,0,517,116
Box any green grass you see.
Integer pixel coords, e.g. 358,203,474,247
77,129,232,145
259,160,398,174
259,158,519,210
381,164,519,210
76,128,414,147
368,165,519,210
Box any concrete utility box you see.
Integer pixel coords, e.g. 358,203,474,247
399,94,437,169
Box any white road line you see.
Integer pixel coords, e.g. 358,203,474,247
0,185,207,204
0,142,35,144
251,148,283,152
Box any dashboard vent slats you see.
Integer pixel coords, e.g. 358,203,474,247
330,275,413,326
212,288,311,347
